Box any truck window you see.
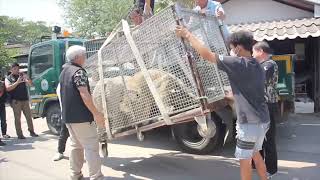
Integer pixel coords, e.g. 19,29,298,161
30,44,54,79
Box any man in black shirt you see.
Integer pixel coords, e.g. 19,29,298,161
5,63,38,139
0,81,7,146
0,74,10,138
60,45,106,180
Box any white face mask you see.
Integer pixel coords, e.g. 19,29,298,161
230,47,240,57
230,49,237,57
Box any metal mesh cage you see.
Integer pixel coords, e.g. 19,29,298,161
176,8,230,103
84,38,106,93
85,5,230,135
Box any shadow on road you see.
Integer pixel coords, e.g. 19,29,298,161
0,135,51,152
103,152,240,180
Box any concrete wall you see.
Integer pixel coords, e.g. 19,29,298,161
223,0,314,24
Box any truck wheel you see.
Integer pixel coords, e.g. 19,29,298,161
173,113,223,154
46,104,62,135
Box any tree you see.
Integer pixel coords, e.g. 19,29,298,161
0,16,51,45
0,42,14,67
60,0,133,38
0,16,51,67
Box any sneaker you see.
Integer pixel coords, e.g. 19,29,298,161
0,141,6,146
30,132,39,137
267,172,277,179
2,134,11,138
18,135,26,139
53,153,64,161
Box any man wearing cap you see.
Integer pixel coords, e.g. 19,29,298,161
5,63,38,139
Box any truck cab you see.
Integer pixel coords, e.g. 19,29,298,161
28,37,83,134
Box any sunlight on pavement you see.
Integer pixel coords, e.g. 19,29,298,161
278,160,317,168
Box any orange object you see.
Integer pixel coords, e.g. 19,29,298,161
63,30,71,37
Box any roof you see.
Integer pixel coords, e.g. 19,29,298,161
220,0,319,12
228,17,320,41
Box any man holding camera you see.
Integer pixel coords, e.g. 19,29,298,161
5,63,38,139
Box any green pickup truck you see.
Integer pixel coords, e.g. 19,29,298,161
28,37,84,134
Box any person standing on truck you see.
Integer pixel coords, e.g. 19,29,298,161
60,45,106,180
52,83,70,161
130,8,144,26
175,27,270,180
194,0,229,38
134,0,155,18
5,63,39,139
253,41,279,178
130,0,155,26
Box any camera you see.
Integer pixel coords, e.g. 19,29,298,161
19,73,26,82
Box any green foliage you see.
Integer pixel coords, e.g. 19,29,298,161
0,42,14,67
60,0,195,38
0,16,51,67
0,16,51,44
60,0,133,38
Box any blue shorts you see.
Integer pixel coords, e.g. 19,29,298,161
235,123,269,159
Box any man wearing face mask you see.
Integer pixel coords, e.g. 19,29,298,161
176,27,270,180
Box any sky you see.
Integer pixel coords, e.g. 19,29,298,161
0,0,65,26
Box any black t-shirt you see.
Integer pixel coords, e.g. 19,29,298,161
135,0,155,13
217,55,270,124
0,81,7,106
6,74,29,101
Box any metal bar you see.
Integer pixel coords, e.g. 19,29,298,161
97,26,122,139
112,107,204,139
173,6,209,112
122,19,173,125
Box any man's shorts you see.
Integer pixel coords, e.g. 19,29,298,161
235,123,269,159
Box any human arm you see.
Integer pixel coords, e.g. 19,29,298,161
175,25,218,64
5,76,22,92
78,87,106,128
22,73,32,86
74,70,106,128
215,3,226,20
144,0,152,16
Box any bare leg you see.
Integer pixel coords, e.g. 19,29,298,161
252,151,267,180
240,158,253,180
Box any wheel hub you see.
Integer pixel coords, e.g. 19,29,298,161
197,119,216,138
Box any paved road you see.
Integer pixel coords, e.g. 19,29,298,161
0,107,319,180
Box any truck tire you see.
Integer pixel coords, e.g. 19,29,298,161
173,113,223,154
46,103,62,135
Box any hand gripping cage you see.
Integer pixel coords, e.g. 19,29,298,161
84,5,230,140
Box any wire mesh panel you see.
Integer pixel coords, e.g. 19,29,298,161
86,5,230,135
84,38,106,59
84,38,106,93
176,8,230,103
131,7,200,115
